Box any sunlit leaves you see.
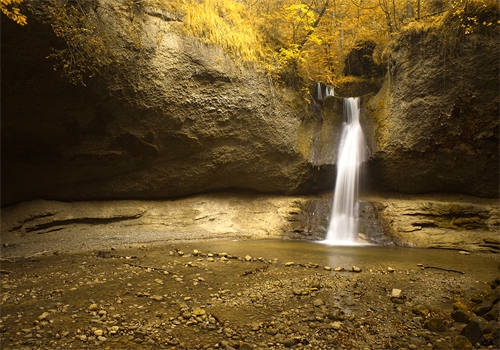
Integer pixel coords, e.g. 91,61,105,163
1,0,27,25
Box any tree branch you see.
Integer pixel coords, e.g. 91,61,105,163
298,0,331,52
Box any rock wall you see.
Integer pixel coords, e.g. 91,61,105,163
1,1,331,205
364,19,499,197
0,194,312,258
2,1,498,206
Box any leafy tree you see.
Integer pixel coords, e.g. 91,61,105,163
1,0,27,25
19,0,498,92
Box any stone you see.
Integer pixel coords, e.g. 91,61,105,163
334,267,344,272
285,262,294,267
282,338,297,347
453,335,473,349
391,289,402,298
245,255,252,261
473,301,493,316
192,308,206,317
250,322,260,331
330,321,342,330
266,327,278,336
484,302,500,321
452,309,473,323
352,266,362,273
424,318,447,332
411,305,429,317
387,267,395,272
312,299,324,307
37,312,49,321
150,295,164,301
453,301,469,311
88,304,98,311
93,329,104,337
323,266,332,271
239,342,252,350
97,336,107,342
461,316,487,344
327,310,345,321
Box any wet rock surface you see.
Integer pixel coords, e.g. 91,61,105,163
0,241,498,349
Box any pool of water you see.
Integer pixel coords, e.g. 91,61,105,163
170,239,500,280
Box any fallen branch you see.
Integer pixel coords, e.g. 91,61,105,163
421,265,464,274
241,265,269,276
124,262,170,274
0,250,50,262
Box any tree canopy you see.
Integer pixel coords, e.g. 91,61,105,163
3,0,498,91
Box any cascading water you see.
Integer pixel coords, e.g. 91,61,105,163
323,97,366,245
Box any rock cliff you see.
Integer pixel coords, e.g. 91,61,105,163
1,1,330,205
365,18,499,197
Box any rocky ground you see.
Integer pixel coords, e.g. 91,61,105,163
1,240,498,349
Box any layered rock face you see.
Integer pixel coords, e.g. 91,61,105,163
365,23,499,197
2,2,331,205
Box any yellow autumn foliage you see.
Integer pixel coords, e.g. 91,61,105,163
182,0,266,63
9,0,495,90
1,0,27,25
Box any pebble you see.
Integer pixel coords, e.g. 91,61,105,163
323,266,332,271
334,267,344,271
451,309,472,323
391,289,402,298
387,267,395,272
424,318,447,332
330,321,343,330
37,312,49,321
245,255,252,261
150,295,164,302
285,262,294,267
412,304,429,316
88,304,98,311
352,266,362,273
93,329,104,336
313,299,324,307
458,250,470,255
453,335,473,349
239,342,252,350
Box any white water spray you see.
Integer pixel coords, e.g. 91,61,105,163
323,97,366,245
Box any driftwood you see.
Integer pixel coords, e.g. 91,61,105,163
421,265,464,274
241,265,269,276
124,262,170,274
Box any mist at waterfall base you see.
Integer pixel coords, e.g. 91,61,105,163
321,97,368,246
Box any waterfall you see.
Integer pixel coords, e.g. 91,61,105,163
323,97,366,245
317,82,323,101
325,85,335,97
